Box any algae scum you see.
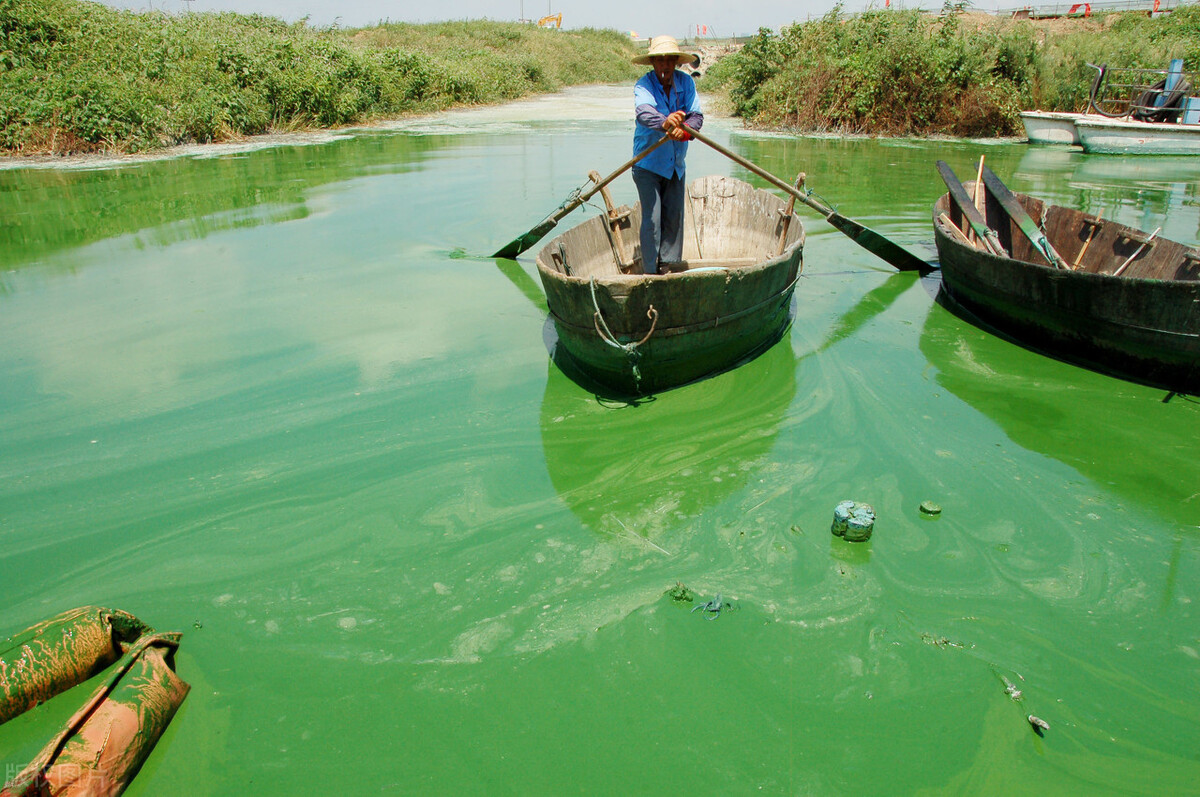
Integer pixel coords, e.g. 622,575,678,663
1,88,1199,793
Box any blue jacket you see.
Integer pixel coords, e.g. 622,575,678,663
633,70,704,179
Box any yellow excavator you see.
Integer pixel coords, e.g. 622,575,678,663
537,13,561,28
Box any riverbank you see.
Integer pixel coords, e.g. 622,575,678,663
0,84,720,170
0,0,641,156
702,6,1200,136
6,1,1197,158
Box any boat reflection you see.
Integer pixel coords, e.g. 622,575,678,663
1013,147,1200,245
538,334,797,546
918,287,1200,528
537,270,919,542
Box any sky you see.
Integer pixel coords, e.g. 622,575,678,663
96,0,904,38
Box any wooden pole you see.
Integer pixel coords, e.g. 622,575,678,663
1072,213,1103,270
969,155,986,247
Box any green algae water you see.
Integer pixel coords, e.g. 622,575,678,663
2,86,1198,794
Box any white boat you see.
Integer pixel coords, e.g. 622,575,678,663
1020,109,1200,154
1074,115,1200,155
1019,110,1086,145
1021,59,1200,154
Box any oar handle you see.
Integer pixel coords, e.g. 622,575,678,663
555,135,670,220
683,125,832,218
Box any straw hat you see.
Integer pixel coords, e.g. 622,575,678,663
632,35,701,69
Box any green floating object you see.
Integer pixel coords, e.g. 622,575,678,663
667,582,694,603
919,501,943,516
831,500,875,542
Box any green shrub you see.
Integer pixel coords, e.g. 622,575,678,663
702,5,1199,136
0,1,641,154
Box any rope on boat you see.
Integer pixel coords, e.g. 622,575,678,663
805,186,839,218
557,185,584,213
590,276,658,391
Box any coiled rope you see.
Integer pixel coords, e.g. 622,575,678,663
590,276,658,391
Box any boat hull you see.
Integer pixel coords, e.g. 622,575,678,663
1020,111,1084,145
933,192,1200,393
536,176,803,395
1076,116,1200,155
546,270,798,394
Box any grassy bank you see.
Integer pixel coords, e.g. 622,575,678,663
0,0,642,155
702,4,1200,136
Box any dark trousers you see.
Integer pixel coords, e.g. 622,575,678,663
632,167,686,275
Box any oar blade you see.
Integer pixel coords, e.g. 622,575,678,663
824,212,933,274
492,216,558,259
935,160,1007,257
979,165,1069,269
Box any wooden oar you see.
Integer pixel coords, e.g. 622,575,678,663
684,125,932,274
979,165,1069,270
493,135,670,259
935,161,1007,257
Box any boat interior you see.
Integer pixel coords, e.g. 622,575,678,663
537,175,804,279
938,185,1200,281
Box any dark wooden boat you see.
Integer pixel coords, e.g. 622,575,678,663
932,184,1200,394
535,175,804,395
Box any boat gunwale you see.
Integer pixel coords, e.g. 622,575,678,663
932,194,1200,287
534,232,803,286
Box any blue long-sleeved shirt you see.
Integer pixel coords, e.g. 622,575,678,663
633,70,704,179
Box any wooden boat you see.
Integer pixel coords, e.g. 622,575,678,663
932,181,1200,394
535,175,804,395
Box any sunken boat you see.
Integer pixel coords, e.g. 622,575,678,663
535,175,804,395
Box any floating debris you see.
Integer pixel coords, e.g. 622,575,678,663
668,582,694,603
920,632,966,649
919,500,943,516
831,500,875,542
1028,715,1050,735
613,516,672,556
691,594,735,620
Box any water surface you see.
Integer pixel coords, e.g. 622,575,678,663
1,86,1198,794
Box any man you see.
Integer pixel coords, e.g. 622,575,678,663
631,36,704,275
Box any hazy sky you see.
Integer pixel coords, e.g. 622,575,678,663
97,0,909,38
